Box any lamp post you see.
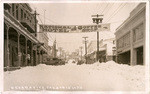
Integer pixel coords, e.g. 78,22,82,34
92,14,103,62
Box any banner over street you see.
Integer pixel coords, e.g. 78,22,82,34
39,24,110,33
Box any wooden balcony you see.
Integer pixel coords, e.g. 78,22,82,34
4,10,39,43
20,18,35,33
4,3,11,10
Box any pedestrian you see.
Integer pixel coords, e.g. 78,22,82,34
27,54,30,65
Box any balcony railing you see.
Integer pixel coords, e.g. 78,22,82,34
4,10,38,43
20,18,35,33
4,3,11,10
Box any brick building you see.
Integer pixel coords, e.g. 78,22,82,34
4,3,47,70
115,3,146,65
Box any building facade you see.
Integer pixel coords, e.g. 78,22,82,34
4,3,46,70
115,3,146,65
87,38,116,63
37,31,49,63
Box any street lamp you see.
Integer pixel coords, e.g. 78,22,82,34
91,14,103,62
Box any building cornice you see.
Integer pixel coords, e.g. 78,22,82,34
115,3,146,35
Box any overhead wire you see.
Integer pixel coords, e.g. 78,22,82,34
105,3,127,23
37,14,55,43
101,3,114,23
106,3,124,21
31,4,57,42
37,15,43,25
96,3,103,14
33,5,57,43
29,4,59,25
39,14,59,25
95,3,101,13
100,3,109,15
103,3,114,17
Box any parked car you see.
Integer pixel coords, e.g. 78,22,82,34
77,60,84,65
46,58,66,65
57,59,66,65
46,58,60,65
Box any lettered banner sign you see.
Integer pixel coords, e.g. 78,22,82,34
39,23,110,33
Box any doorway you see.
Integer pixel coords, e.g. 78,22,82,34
136,46,143,65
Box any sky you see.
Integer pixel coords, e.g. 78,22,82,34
29,2,139,54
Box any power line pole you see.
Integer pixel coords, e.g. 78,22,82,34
80,46,83,61
34,10,39,37
92,14,103,62
82,37,88,64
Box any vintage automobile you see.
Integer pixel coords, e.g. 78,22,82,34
45,58,60,65
46,58,66,65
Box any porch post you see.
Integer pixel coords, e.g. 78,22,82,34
35,46,38,65
40,50,42,64
18,34,21,68
143,21,146,65
6,26,10,71
25,39,28,66
130,30,137,66
42,51,44,64
31,42,33,66
38,49,41,64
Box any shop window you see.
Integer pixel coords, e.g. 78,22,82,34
138,23,144,40
133,30,136,42
133,23,144,42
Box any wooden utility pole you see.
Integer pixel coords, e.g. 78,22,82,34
34,10,39,37
54,40,57,58
82,37,88,64
92,14,103,61
80,46,83,61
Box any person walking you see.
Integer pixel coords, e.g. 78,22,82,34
27,54,30,66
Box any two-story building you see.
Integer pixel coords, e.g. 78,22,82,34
4,3,46,70
87,37,116,63
115,3,146,65
37,31,49,63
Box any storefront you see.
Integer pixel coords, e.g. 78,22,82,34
4,3,47,71
115,3,146,65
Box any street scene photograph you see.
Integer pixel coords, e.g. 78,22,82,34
3,1,148,92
